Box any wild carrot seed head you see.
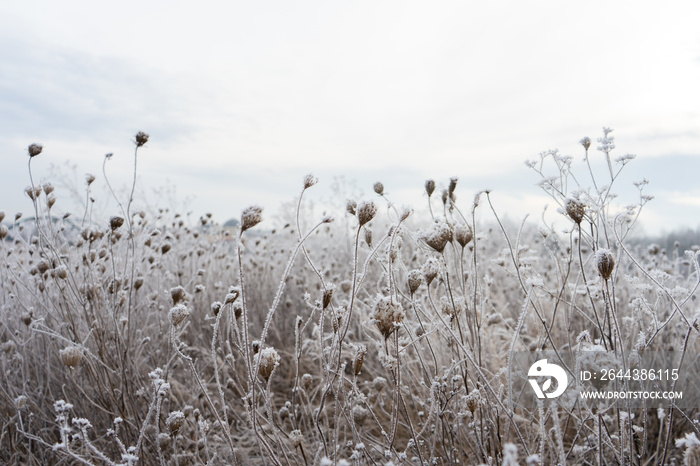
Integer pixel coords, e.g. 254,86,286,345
28,143,43,157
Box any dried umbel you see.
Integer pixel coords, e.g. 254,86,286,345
60,346,83,368
303,173,318,189
422,257,440,285
256,347,280,380
454,223,473,247
24,186,42,200
407,269,423,295
135,131,149,147
596,249,615,280
169,304,190,326
421,220,453,253
241,205,263,232
356,201,377,227
448,177,458,194
85,174,96,186
353,344,367,375
425,179,435,197
47,193,56,209
0,224,8,240
170,286,187,304
373,182,384,195
346,199,357,216
580,137,591,151
110,216,125,231
565,198,585,224
134,277,144,290
370,296,405,339
28,143,43,157
290,429,304,448
166,411,185,435
364,228,372,247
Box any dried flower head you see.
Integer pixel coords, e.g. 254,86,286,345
353,344,367,375
357,201,377,226
364,228,372,247
346,199,357,216
407,269,423,295
135,131,149,147
42,182,54,194
28,143,43,157
47,194,56,209
110,216,125,231
303,174,318,189
166,411,185,435
85,174,96,186
373,182,384,195
422,257,440,285
60,346,83,368
322,285,334,310
565,198,585,224
256,347,280,380
370,296,405,339
448,177,458,194
134,277,144,290
0,224,8,240
169,304,190,326
421,220,453,253
170,286,187,304
454,223,473,247
241,205,263,232
425,179,435,197
580,137,591,151
596,249,615,280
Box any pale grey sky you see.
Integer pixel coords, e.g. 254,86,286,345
1,1,699,235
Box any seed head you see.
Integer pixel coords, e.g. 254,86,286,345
110,216,125,231
169,304,190,326
422,257,440,285
0,211,4,222
454,223,473,247
421,220,453,253
356,201,377,226
256,347,280,380
170,286,187,304
303,174,318,189
241,205,263,232
60,346,83,368
370,296,405,339
166,411,185,435
353,344,367,375
28,143,43,157
373,182,384,195
407,269,423,295
134,277,144,290
47,194,57,209
55,265,68,279
596,249,615,280
85,174,96,186
135,131,149,147
580,137,591,151
346,199,357,216
448,177,458,194
322,285,334,310
43,182,54,194
425,179,435,197
565,198,585,224
0,224,8,240
364,228,372,247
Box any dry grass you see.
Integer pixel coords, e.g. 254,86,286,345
1,129,699,465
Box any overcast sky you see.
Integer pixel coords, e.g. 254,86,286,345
1,1,699,236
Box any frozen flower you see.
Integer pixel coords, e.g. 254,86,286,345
241,206,263,232
370,296,405,339
256,347,280,380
